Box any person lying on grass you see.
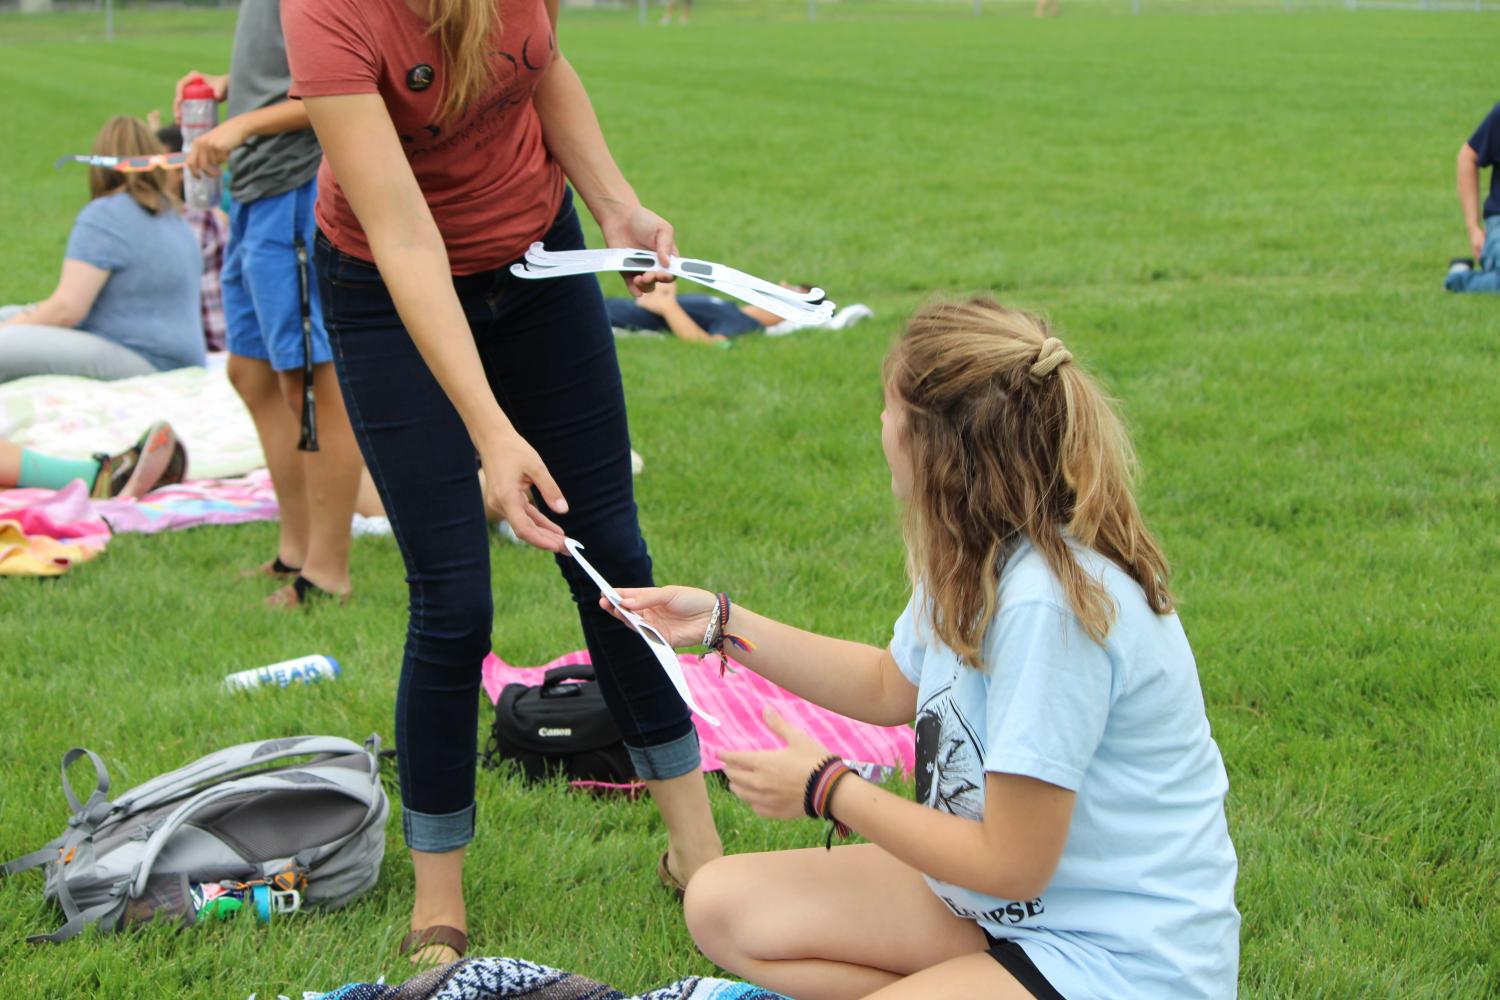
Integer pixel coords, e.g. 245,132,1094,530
605,279,872,344
602,297,1240,1000
0,420,185,499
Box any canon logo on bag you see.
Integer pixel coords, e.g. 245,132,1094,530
538,727,574,738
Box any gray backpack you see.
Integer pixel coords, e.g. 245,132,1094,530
2,735,389,943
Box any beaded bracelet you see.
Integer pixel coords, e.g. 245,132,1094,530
702,592,756,677
802,755,854,850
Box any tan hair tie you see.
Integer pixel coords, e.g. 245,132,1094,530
1029,337,1073,383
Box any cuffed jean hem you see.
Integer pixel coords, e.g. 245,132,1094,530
625,729,702,781
402,802,476,853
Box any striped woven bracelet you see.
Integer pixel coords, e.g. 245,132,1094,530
802,755,854,849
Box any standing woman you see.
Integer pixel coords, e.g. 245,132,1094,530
282,0,722,962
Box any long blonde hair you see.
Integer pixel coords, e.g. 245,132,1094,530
883,296,1173,665
88,116,176,215
429,0,501,124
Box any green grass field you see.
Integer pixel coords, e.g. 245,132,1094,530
1,7,1497,997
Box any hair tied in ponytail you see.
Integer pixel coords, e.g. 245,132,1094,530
1029,336,1073,384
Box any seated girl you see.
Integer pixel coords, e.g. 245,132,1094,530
605,297,1240,999
0,116,205,383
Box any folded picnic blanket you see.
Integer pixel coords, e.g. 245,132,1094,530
0,479,112,575
484,649,916,777
0,520,105,576
315,957,785,1000
0,353,263,480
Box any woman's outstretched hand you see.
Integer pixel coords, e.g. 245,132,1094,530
719,708,834,821
599,585,717,647
480,432,568,552
598,204,676,296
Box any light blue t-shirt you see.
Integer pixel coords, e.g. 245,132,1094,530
64,192,206,372
891,541,1240,999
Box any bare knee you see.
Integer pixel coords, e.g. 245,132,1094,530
684,855,754,969
227,354,279,406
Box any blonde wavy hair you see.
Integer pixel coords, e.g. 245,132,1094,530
883,296,1173,666
88,116,176,215
428,0,501,124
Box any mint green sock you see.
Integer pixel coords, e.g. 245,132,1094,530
17,449,102,491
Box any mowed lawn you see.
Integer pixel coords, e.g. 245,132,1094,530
1,7,1496,998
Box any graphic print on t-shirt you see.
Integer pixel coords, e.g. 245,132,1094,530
914,683,985,821
395,31,554,158
915,676,1047,928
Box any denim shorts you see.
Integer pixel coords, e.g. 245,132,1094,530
223,175,332,371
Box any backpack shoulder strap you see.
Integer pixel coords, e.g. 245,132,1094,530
3,747,113,879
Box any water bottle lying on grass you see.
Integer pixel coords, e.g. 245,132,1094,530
224,655,341,691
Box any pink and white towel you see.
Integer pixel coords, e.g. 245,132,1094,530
483,649,915,776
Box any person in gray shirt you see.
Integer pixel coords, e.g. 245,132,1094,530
173,0,362,609
0,116,203,382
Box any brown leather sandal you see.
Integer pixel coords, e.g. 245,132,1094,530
658,851,687,902
399,924,468,964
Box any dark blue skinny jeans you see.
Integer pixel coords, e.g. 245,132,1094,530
316,191,699,852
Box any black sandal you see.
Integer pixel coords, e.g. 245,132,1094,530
265,575,349,608
241,555,301,581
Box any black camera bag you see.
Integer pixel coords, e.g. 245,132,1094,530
483,665,635,785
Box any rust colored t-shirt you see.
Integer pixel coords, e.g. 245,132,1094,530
283,0,565,274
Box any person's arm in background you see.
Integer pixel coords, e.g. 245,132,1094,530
635,283,724,343
0,260,110,330
532,0,674,296
302,93,568,550
1457,142,1486,259
171,72,312,177
185,101,311,177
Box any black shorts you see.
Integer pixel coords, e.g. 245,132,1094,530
984,935,1068,1000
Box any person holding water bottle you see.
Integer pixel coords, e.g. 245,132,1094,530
283,0,725,966
173,0,364,608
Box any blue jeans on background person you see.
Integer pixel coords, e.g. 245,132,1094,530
1445,216,1500,293
315,190,699,853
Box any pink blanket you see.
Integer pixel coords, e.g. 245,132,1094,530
0,470,277,537
483,649,915,776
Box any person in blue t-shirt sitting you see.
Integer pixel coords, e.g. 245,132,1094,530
603,298,1239,1000
0,116,205,382
606,278,855,344
1446,101,1500,294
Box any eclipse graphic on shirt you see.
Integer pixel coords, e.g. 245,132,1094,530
914,685,985,821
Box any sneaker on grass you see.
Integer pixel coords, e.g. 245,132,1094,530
91,420,183,500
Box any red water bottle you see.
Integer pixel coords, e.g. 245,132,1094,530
179,75,220,211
